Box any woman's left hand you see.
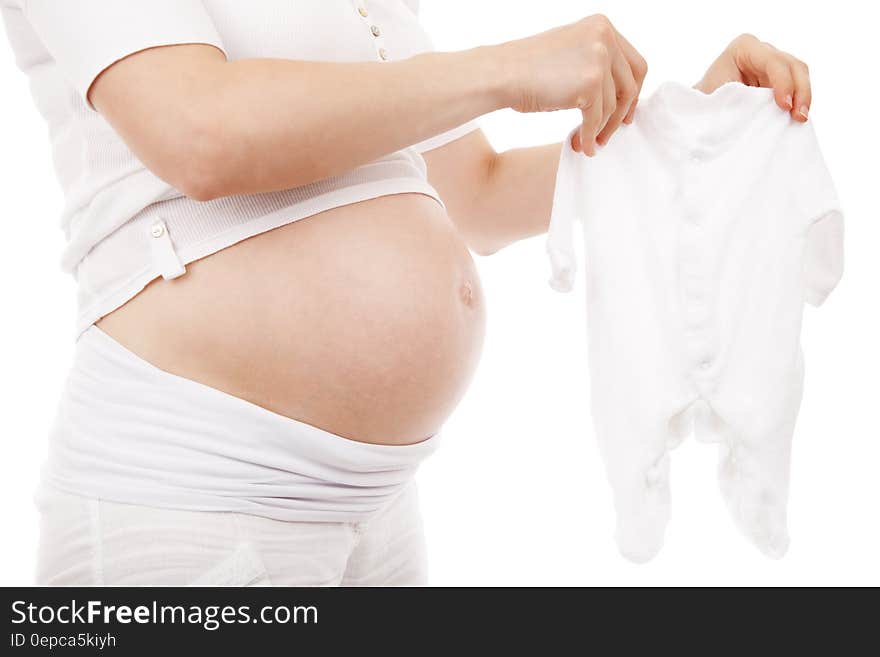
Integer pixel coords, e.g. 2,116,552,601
696,33,811,122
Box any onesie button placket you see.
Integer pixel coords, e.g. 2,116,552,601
352,1,389,62
679,145,716,385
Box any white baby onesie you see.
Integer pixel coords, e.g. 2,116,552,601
547,81,843,562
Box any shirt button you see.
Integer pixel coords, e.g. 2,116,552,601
358,6,369,17
689,152,703,164
370,25,381,37
150,223,165,238
378,47,389,60
700,360,712,370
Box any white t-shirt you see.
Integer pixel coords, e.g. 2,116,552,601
0,0,478,335
547,81,843,562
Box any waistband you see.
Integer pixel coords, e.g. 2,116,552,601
42,326,441,523
73,149,442,339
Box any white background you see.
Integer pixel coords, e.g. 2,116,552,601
1,0,877,586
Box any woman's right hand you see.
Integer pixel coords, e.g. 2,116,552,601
497,14,648,156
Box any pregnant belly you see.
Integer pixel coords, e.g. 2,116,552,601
96,193,485,445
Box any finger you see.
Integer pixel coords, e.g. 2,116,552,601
597,49,637,145
576,57,606,157
613,31,648,123
598,68,617,138
730,33,768,83
623,96,640,125
764,57,795,112
789,58,811,122
582,39,615,152
571,128,582,153
580,92,603,157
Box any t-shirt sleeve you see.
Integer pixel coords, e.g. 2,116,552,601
21,0,227,109
794,122,844,307
546,129,587,293
802,208,844,307
400,0,481,153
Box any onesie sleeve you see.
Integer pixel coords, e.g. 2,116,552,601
546,128,588,293
794,122,845,307
21,0,227,110
400,0,481,153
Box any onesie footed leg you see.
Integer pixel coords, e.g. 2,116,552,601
615,506,668,563
717,441,791,558
610,452,671,563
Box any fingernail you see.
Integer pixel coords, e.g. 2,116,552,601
798,105,809,120
784,94,793,109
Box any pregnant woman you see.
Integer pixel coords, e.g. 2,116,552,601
2,1,812,585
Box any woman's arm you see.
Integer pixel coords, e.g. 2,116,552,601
426,34,815,256
423,131,560,256
91,45,503,201
89,14,646,201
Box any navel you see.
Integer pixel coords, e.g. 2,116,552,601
459,280,475,307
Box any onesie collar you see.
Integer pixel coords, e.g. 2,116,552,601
636,81,779,160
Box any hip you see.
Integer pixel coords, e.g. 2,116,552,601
35,479,427,586
43,324,439,523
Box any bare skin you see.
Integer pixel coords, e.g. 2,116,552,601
92,15,812,445
98,194,483,444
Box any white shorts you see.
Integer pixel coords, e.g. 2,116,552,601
36,326,439,585
36,480,427,586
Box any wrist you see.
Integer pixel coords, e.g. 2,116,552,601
466,42,519,112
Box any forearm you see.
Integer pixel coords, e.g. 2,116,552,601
209,51,506,196
94,45,510,200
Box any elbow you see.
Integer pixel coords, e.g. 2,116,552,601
470,240,500,257
464,230,502,257
172,149,227,203
164,123,314,201
160,115,232,202
450,215,499,256
176,169,224,202
149,99,331,201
